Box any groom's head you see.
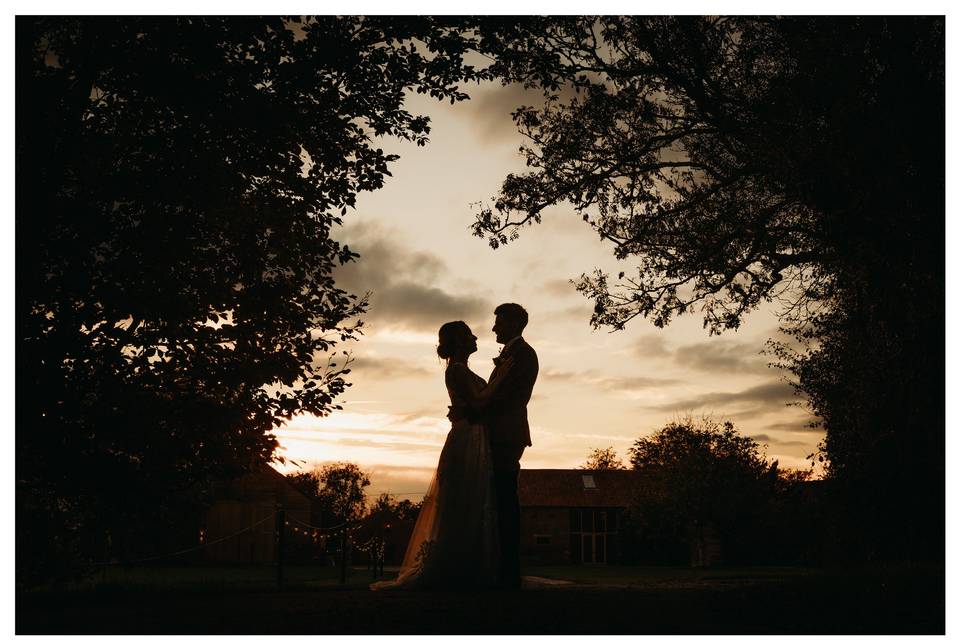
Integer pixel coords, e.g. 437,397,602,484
493,303,528,344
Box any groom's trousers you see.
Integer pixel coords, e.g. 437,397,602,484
492,444,525,588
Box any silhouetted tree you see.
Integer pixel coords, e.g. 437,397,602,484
286,462,370,561
369,493,422,522
287,470,322,506
16,16,489,585
580,446,626,470
473,16,943,560
753,466,829,566
627,417,776,566
292,462,371,526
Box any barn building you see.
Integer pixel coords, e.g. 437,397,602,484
201,465,313,563
518,469,638,565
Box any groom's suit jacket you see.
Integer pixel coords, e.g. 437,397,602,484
486,336,538,449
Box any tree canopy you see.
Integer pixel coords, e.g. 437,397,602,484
16,16,488,582
627,417,780,565
473,16,941,333
628,418,774,526
289,462,371,525
472,16,943,559
580,446,626,470
368,493,422,523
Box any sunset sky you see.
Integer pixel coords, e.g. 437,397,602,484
269,79,823,500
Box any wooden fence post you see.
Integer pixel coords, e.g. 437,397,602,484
379,536,385,578
339,526,347,584
276,507,285,590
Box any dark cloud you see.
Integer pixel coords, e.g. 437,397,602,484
652,381,797,416
673,341,770,375
457,84,536,144
634,335,772,375
334,222,491,331
765,419,824,433
467,83,534,143
373,283,488,329
775,440,814,450
747,434,817,452
457,81,582,145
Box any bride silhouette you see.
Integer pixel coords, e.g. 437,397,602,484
371,320,513,590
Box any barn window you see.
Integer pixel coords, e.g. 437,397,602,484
582,474,597,489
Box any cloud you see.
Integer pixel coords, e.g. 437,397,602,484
775,440,813,450
539,429,636,443
306,437,440,454
541,369,579,383
597,376,681,392
283,411,449,439
634,334,671,358
748,434,818,453
673,341,771,375
348,356,433,379
764,419,824,433
541,368,679,392
334,222,491,331
310,352,435,380
552,304,594,324
373,283,488,330
652,381,798,417
542,278,579,296
456,81,583,146
634,334,772,375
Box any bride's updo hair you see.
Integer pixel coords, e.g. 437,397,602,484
437,321,469,361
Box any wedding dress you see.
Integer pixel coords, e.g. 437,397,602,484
371,363,499,590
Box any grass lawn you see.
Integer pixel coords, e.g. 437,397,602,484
66,563,377,592
17,563,944,634
51,563,821,593
523,563,820,586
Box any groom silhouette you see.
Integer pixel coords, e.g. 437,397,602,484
486,303,538,589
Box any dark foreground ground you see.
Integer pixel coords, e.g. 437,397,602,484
17,564,944,634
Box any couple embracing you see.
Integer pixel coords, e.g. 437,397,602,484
372,303,538,591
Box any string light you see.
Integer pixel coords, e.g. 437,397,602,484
79,512,277,568
83,506,410,569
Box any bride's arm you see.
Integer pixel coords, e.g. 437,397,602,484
445,361,514,410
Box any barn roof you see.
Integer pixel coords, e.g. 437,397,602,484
210,464,313,511
518,469,640,508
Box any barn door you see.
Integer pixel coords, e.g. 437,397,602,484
573,509,608,564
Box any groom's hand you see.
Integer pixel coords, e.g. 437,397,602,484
491,357,516,381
